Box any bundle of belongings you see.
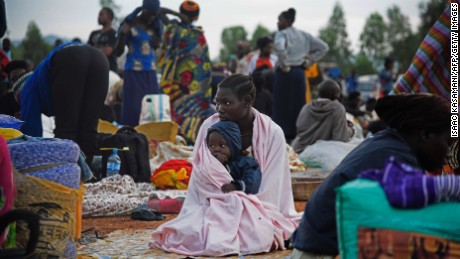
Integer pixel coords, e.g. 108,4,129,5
336,157,460,258
1,114,85,258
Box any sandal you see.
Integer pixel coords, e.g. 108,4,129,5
131,209,165,221
79,227,108,245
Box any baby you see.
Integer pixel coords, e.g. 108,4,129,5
206,120,261,194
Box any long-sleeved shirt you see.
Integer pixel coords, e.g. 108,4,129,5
227,156,262,195
274,27,329,68
291,128,421,255
360,157,460,208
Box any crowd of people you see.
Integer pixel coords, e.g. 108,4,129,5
0,0,459,258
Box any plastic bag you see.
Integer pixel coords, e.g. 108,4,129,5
139,94,171,125
14,173,85,258
298,139,361,171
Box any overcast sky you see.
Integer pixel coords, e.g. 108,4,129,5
5,0,422,59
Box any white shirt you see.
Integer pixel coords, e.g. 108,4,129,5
247,53,278,74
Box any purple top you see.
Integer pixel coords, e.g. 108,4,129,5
360,157,460,208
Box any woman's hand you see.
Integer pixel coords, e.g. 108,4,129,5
221,183,238,193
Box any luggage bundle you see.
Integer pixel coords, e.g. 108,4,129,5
336,179,460,258
95,126,151,183
6,136,85,258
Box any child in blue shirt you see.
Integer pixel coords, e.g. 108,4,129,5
206,120,261,194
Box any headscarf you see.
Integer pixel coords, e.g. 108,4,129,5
207,120,241,161
12,71,33,103
143,0,160,11
119,0,163,42
4,60,28,77
375,94,450,134
180,0,200,21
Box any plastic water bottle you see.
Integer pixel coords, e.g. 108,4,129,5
106,149,121,177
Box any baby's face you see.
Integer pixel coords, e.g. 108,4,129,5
207,131,232,164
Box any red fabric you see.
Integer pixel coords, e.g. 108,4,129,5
0,49,10,79
151,159,193,189
0,135,15,244
255,56,273,70
148,198,183,214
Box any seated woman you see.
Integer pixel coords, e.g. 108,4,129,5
150,74,301,256
290,94,451,258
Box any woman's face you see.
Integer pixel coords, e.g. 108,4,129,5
215,87,249,123
277,15,289,31
261,43,273,56
417,131,451,171
207,131,231,164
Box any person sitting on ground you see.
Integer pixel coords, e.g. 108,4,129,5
207,120,261,194
0,60,28,115
291,79,353,154
289,94,451,258
345,91,365,117
251,70,272,116
360,97,378,121
151,74,300,256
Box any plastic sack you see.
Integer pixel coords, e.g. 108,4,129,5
336,179,460,258
14,173,85,258
298,139,361,171
0,115,23,130
139,94,171,125
151,159,192,190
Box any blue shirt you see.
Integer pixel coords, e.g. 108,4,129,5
124,26,156,71
379,68,394,95
290,128,420,255
346,74,358,93
20,42,81,137
228,156,262,194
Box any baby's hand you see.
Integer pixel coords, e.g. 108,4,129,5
221,183,238,193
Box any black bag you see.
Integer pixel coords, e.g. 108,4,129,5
96,126,151,182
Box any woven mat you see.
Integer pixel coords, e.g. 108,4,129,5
77,229,292,258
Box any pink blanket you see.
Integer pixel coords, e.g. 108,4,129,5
150,109,301,256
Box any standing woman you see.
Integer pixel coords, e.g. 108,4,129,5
158,0,214,142
114,0,163,126
273,8,328,142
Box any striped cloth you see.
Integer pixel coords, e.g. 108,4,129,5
392,5,451,101
360,157,460,209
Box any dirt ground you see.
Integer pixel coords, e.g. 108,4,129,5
81,201,307,236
